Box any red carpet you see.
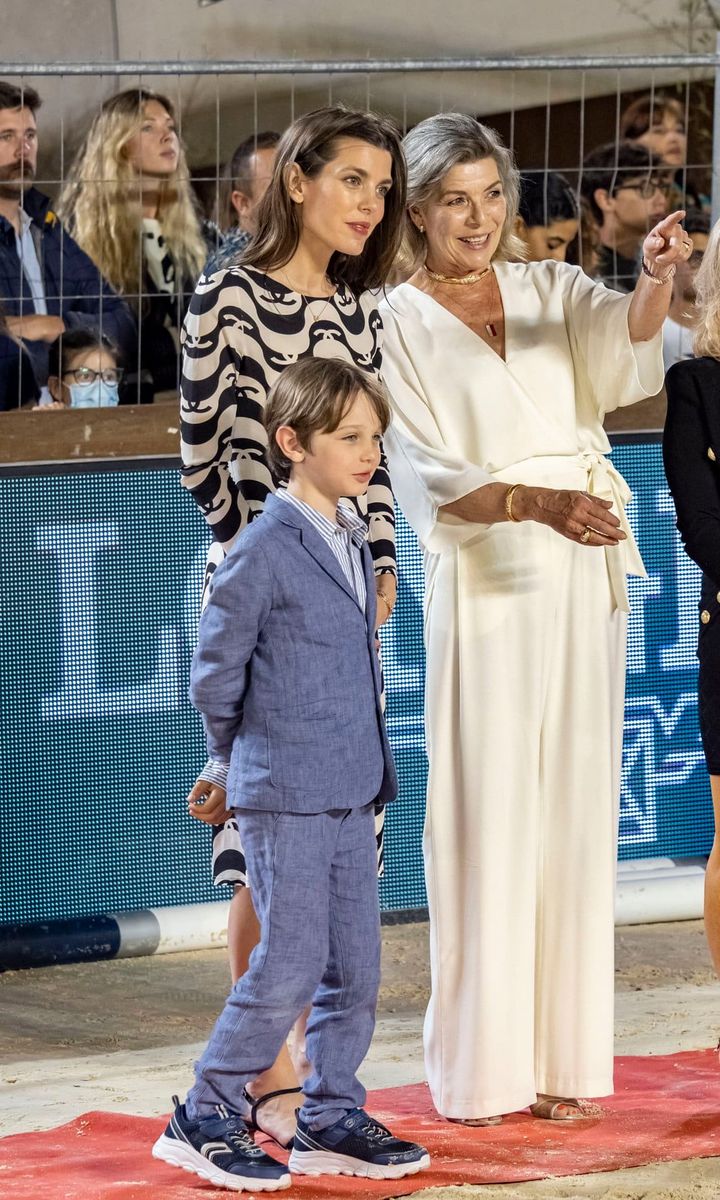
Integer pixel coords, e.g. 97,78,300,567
2,1050,720,1199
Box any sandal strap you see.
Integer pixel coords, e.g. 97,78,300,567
242,1084,302,1127
531,1097,582,1121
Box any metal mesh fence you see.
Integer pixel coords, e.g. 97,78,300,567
0,52,716,408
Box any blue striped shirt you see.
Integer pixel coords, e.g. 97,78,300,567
199,490,369,792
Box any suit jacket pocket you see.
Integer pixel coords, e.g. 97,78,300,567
267,704,353,791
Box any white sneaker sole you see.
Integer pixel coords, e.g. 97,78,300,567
152,1134,291,1192
288,1147,431,1179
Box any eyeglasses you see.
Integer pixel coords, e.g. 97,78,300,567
612,178,671,199
63,367,124,386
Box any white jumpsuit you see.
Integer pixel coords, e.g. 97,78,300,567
379,261,664,1119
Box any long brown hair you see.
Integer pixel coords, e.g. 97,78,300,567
243,105,406,296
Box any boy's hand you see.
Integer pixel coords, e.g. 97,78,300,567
187,778,228,825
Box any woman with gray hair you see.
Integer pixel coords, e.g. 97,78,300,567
379,112,690,1125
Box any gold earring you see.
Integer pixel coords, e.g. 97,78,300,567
418,224,425,233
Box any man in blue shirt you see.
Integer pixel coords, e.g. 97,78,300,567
0,81,134,409
205,130,280,274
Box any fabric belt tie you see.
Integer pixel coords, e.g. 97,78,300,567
570,451,644,614
504,451,644,615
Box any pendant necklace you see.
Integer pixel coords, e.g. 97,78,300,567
423,262,499,339
483,271,499,339
278,267,336,328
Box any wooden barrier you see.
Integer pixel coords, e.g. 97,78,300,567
0,387,665,467
0,393,180,465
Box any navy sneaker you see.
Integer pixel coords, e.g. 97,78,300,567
289,1107,430,1179
152,1095,291,1192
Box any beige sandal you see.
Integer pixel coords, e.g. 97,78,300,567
448,1114,503,1127
529,1096,585,1122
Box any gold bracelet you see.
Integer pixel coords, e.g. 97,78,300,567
376,590,393,620
504,483,522,523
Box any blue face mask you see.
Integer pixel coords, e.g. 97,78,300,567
68,381,120,408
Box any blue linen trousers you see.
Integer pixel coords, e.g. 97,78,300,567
186,800,381,1130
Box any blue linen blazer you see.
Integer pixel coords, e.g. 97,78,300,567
190,492,398,814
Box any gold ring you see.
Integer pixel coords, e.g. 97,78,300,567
580,527,592,543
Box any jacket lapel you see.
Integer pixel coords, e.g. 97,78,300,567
266,492,359,606
298,523,359,605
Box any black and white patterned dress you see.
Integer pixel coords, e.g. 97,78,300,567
180,265,395,886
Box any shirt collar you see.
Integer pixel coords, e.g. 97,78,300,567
278,489,367,548
336,501,368,548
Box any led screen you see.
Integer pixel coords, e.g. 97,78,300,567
0,441,711,925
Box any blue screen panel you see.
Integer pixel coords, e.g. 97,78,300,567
0,443,712,927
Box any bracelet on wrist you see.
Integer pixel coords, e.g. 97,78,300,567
377,590,393,619
641,259,675,285
504,483,522,523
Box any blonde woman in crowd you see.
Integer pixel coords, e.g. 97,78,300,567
664,218,720,986
59,88,214,397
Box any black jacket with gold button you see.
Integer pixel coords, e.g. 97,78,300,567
664,355,720,629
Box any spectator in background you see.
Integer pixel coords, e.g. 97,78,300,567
37,328,122,409
663,207,710,371
621,91,705,211
514,171,579,262
206,130,280,274
0,82,133,410
59,88,214,399
621,92,687,168
580,141,670,292
0,301,37,406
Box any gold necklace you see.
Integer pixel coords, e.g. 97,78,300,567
279,268,336,327
423,263,491,286
424,262,500,338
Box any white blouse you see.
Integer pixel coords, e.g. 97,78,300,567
379,260,665,609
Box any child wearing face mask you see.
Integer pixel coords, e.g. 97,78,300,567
37,328,122,409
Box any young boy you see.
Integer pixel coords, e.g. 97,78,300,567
152,357,429,1192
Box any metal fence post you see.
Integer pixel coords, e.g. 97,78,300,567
713,31,720,225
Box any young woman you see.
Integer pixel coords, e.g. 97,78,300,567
621,92,687,168
180,104,406,1148
621,90,705,210
515,171,579,263
664,218,720,985
58,88,214,397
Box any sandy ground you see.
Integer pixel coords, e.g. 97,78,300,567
1,918,720,1197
